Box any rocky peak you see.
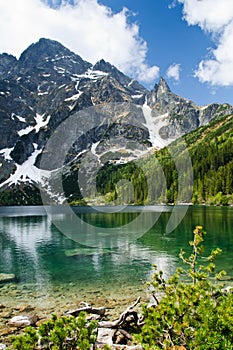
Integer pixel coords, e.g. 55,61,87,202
158,76,171,92
19,38,69,63
93,59,132,87
93,59,146,96
0,53,17,76
153,76,171,99
93,59,112,73
18,38,91,74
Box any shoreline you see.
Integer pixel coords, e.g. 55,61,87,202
0,280,148,346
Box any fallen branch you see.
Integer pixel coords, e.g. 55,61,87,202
64,302,106,317
66,298,144,348
98,296,143,328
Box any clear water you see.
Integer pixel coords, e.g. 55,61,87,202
0,205,232,313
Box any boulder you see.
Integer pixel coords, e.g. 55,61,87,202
8,315,38,328
97,328,116,346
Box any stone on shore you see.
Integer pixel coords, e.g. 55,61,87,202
97,328,116,346
8,315,38,328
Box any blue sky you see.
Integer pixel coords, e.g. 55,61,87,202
99,0,216,104
1,0,233,106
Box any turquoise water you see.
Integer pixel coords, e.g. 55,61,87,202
0,205,232,312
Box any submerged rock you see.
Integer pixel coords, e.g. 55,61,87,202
0,273,15,283
65,247,111,257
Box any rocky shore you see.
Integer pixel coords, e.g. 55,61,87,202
0,280,148,348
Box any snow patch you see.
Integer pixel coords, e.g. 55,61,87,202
91,96,96,105
51,55,73,62
38,92,49,96
142,99,170,149
34,114,51,133
0,144,50,188
0,148,14,160
128,79,134,87
91,141,101,163
69,68,108,89
75,81,80,90
65,91,83,102
16,114,50,136
18,126,34,137
72,69,108,82
11,113,26,123
131,94,143,99
54,66,66,74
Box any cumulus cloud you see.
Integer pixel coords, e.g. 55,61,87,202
178,0,233,31
0,0,159,84
178,0,233,85
166,63,181,81
178,0,233,32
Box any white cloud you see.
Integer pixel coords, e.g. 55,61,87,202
178,0,233,86
168,1,178,10
178,0,233,32
166,63,181,81
0,0,159,84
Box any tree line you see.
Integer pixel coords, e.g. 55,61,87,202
96,113,233,205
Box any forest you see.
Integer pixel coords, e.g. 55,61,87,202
96,113,233,206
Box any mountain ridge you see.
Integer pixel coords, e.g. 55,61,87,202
0,38,232,205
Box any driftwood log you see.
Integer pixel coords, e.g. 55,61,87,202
64,297,144,349
65,302,106,317
98,297,143,328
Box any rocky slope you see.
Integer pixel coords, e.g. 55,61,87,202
0,38,232,205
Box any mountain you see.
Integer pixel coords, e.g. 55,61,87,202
95,112,233,205
0,38,232,205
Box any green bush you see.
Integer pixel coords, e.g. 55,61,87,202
135,226,233,349
11,312,97,350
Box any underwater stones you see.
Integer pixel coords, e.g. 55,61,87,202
0,274,15,283
0,310,12,319
64,247,111,257
13,304,35,312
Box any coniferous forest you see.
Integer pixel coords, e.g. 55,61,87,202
96,113,233,206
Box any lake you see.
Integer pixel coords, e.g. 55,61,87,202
0,205,232,316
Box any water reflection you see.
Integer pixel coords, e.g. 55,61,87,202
0,206,232,298
49,207,165,248
0,216,52,291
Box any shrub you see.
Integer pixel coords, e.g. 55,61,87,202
135,226,233,349
11,312,97,350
